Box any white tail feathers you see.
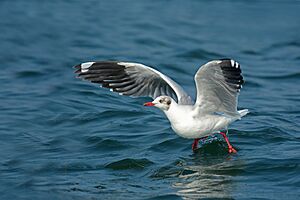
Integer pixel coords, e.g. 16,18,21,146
238,109,249,117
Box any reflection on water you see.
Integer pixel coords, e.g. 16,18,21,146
173,143,245,199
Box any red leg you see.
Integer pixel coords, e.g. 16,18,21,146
192,136,208,151
192,138,200,151
219,132,237,153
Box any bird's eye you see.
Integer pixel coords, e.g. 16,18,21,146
159,99,163,103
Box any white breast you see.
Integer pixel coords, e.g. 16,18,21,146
164,104,232,139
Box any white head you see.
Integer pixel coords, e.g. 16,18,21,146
144,96,173,111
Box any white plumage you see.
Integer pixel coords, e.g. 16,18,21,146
74,59,248,152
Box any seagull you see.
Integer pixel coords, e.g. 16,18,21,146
74,59,249,153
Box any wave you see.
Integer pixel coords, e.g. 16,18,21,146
257,72,300,80
15,70,45,78
85,137,132,152
105,158,154,170
177,49,225,60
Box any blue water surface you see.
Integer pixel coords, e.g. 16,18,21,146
0,1,300,199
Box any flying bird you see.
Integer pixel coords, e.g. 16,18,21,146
74,59,248,153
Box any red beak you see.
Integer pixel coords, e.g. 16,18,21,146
143,102,155,106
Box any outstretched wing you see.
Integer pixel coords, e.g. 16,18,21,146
194,59,244,116
74,61,193,104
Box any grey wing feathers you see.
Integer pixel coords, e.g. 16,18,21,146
74,61,192,104
194,59,244,115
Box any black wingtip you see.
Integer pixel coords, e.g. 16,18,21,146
73,64,82,75
74,68,82,74
218,59,244,92
73,63,81,69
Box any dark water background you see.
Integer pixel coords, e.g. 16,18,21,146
1,1,300,199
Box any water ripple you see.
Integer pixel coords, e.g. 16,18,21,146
177,48,225,60
105,158,154,170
